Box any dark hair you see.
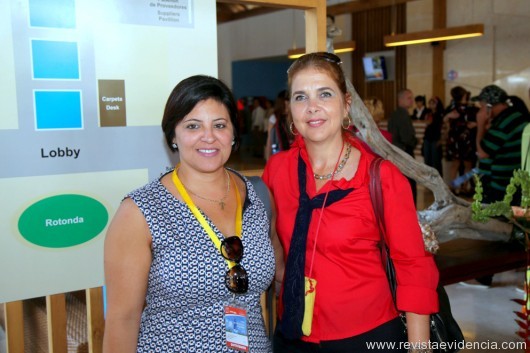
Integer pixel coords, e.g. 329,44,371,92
414,95,426,104
428,96,444,113
450,86,469,104
509,95,530,116
273,90,288,119
161,75,240,152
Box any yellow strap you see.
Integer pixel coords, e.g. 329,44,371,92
171,165,242,268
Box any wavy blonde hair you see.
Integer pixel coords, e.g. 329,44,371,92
363,97,385,123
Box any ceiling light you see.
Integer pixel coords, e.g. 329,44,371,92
287,47,306,59
287,40,356,59
384,24,484,47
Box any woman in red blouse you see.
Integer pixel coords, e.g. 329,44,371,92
263,52,439,352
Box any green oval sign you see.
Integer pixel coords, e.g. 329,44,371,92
18,194,109,248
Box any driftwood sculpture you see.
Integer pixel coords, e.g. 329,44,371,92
346,79,513,242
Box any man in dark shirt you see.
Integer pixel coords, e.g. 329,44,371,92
388,88,418,203
467,85,529,288
474,85,528,204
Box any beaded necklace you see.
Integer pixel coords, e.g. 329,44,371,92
313,143,352,180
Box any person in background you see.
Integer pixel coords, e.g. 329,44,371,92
475,85,529,205
103,75,281,353
388,88,418,203
509,95,530,120
264,98,274,134
508,95,530,173
363,96,392,143
522,88,530,174
251,97,267,158
422,96,444,176
265,90,291,160
460,85,529,289
411,95,429,120
523,122,530,174
263,52,438,353
444,86,478,196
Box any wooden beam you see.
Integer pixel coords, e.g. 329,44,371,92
328,0,421,16
383,24,484,46
220,0,327,53
305,0,327,53
4,301,24,353
217,0,321,10
432,0,446,102
46,294,67,353
218,0,326,51
86,288,105,353
217,6,282,23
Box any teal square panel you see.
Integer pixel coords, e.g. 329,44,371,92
34,91,82,130
32,40,80,79
29,0,76,28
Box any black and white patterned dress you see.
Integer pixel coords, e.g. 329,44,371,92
128,170,275,353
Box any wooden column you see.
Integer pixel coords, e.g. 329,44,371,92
304,0,327,53
86,288,105,353
4,301,24,353
46,294,67,353
221,0,328,52
350,4,407,116
432,0,446,102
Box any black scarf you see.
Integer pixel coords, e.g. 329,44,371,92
278,153,354,339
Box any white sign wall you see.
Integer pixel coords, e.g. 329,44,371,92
0,0,217,303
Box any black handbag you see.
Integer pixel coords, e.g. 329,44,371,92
369,157,465,353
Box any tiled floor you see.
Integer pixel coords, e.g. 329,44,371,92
446,269,527,352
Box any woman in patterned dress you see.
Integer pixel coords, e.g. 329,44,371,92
103,75,282,353
444,86,478,195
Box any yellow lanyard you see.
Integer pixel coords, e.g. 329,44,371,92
171,165,242,268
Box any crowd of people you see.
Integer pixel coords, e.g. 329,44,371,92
240,81,530,203
101,53,529,352
385,85,529,200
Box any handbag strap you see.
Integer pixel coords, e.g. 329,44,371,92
369,157,386,237
368,157,398,305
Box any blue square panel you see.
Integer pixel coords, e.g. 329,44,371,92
29,0,76,28
35,91,82,130
32,40,80,79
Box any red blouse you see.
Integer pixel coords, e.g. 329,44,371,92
263,135,439,343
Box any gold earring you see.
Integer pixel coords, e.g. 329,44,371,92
342,116,352,130
289,122,299,135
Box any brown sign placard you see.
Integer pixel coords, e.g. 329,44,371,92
98,80,126,127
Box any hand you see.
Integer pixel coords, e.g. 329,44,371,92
445,110,459,120
425,114,433,124
466,121,477,129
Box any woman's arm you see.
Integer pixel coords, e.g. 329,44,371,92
102,198,152,353
406,312,432,352
378,161,438,349
475,108,491,159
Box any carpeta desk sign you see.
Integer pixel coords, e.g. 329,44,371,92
18,194,108,248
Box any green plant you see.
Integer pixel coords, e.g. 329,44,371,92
471,169,530,349
471,169,530,232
